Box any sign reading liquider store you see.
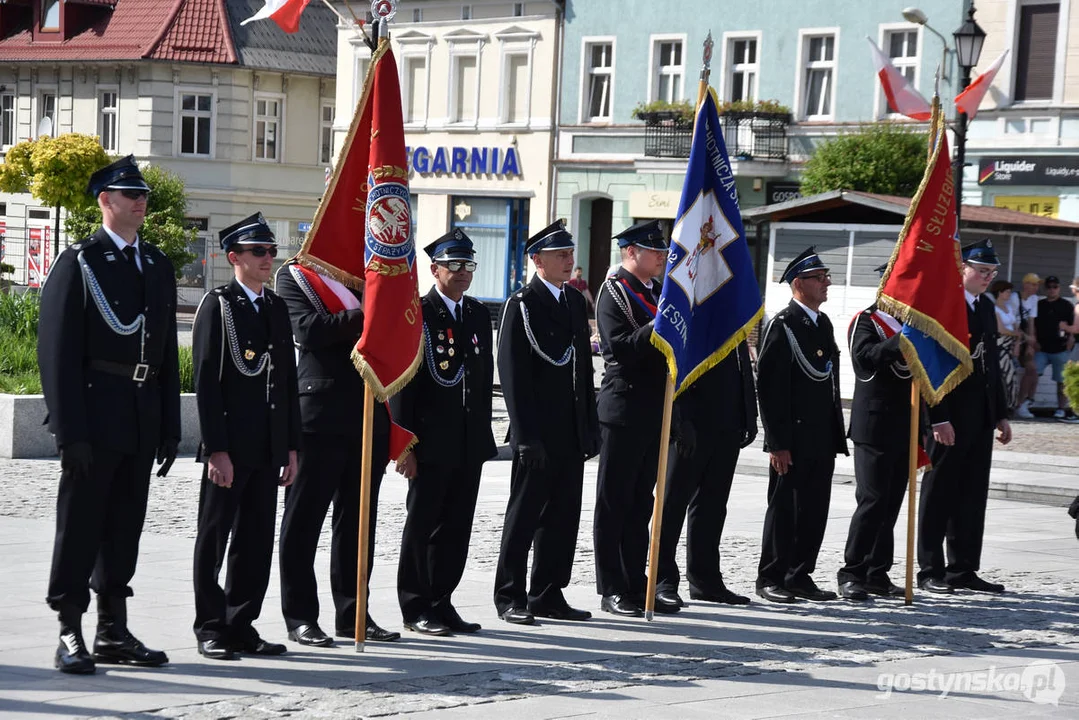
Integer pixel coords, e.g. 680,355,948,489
979,156,1079,186
629,191,682,219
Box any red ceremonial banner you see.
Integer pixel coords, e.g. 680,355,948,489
296,39,421,401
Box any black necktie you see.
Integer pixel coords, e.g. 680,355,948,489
122,245,139,272
254,297,271,334
454,302,463,325
254,297,265,314
559,291,569,313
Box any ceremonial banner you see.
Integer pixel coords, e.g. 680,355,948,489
297,40,421,401
651,90,763,396
877,102,972,405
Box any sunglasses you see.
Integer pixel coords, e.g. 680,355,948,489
967,265,998,280
440,260,477,272
802,273,831,282
237,246,278,258
117,189,149,200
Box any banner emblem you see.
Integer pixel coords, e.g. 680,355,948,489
365,180,413,262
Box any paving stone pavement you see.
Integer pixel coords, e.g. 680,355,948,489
1,451,1078,719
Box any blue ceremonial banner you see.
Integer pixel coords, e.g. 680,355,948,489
651,90,763,396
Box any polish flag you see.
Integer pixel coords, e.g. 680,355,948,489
955,50,1009,119
240,0,312,34
868,38,932,121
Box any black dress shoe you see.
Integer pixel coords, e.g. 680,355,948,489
689,586,751,605
288,623,334,648
93,627,169,667
918,577,955,594
404,614,452,636
528,602,592,621
950,574,1005,594
499,606,536,625
838,581,870,601
600,594,643,617
655,589,685,608
366,621,402,642
441,607,481,633
756,584,798,604
651,593,681,614
865,580,906,597
56,629,96,674
787,579,838,602
198,639,238,661
232,633,287,656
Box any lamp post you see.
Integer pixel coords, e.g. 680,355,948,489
952,4,986,226
902,7,950,81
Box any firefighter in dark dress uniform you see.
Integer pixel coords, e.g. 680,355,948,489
39,156,179,674
388,230,496,636
836,264,914,601
593,220,680,617
191,214,300,660
655,342,758,608
493,219,600,625
755,247,847,604
918,239,1012,595
275,258,397,647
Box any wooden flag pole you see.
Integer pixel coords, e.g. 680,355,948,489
644,374,676,621
354,383,376,651
904,383,919,606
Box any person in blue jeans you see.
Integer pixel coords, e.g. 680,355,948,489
1033,275,1078,422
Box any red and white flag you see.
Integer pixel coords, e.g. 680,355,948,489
240,0,312,34
955,50,1009,120
868,38,932,121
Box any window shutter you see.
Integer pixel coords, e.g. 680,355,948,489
1015,3,1059,101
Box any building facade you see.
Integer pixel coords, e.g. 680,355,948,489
0,0,338,304
554,0,964,293
334,0,562,301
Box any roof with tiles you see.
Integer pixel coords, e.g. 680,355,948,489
0,0,173,60
223,0,337,76
147,0,236,64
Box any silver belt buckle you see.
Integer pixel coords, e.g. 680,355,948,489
132,363,150,382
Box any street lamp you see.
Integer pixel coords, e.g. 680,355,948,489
952,4,986,225
902,7,950,80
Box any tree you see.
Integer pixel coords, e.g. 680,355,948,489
799,123,928,198
0,133,109,256
66,164,198,277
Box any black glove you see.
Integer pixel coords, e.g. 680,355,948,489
583,432,602,461
1069,495,1079,541
517,443,548,471
155,439,179,478
676,421,697,458
60,441,93,478
740,426,758,449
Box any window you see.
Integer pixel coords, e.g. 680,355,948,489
178,91,213,156
1,93,14,147
582,40,614,122
353,54,371,108
451,196,530,299
412,8,422,22
651,38,684,103
37,92,56,136
801,33,836,119
40,0,60,31
513,2,524,16
403,56,427,123
461,5,471,20
254,93,283,161
99,90,118,152
451,54,478,123
879,29,918,116
726,36,759,103
1015,2,1060,101
503,54,529,123
319,102,335,164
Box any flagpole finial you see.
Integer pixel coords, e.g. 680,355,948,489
700,32,714,82
371,0,396,37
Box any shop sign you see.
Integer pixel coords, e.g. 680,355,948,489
406,146,522,177
766,181,802,205
978,156,1079,186
629,190,681,219
992,195,1059,218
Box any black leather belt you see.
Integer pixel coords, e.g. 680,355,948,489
89,359,159,382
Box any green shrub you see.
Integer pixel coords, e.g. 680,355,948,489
800,122,929,198
0,291,41,337
178,345,195,394
1064,361,1079,414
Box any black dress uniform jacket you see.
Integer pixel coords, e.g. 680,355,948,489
39,228,180,613
848,307,914,448
391,287,496,466
39,228,181,454
192,279,300,468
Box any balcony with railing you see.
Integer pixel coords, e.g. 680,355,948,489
638,107,791,161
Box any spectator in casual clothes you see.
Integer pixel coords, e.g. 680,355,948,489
991,281,1021,411
1034,275,1078,422
1012,274,1041,419
1056,277,1079,360
567,266,595,316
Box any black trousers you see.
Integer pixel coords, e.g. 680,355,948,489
399,461,483,622
47,447,155,613
657,434,741,595
494,450,585,612
193,464,279,642
593,422,660,598
757,455,835,589
917,424,994,584
838,442,909,586
279,433,385,633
